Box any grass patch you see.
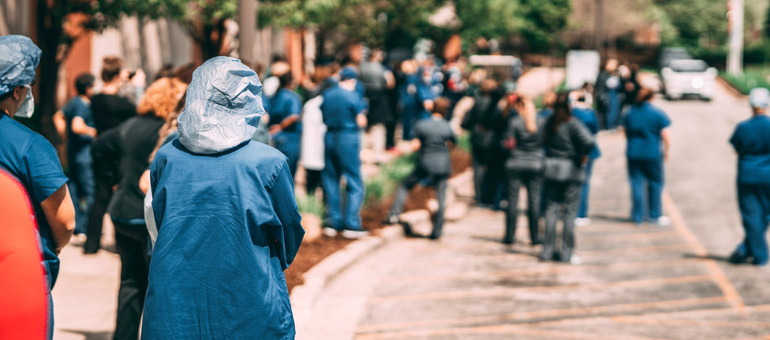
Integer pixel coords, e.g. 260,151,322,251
296,194,325,218
720,65,770,94
365,153,415,204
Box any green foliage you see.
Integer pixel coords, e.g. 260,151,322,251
454,0,518,46
259,0,444,49
457,133,471,154
720,65,770,95
516,0,571,52
296,194,326,218
364,153,415,204
651,0,727,48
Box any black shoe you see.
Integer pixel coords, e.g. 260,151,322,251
383,215,400,225
728,252,750,264
502,238,514,245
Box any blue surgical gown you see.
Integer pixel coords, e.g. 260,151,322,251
143,140,304,339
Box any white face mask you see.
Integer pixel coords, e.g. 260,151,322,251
15,85,34,118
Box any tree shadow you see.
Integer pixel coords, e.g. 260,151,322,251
60,329,113,340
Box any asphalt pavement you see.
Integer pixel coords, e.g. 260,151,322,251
297,83,770,340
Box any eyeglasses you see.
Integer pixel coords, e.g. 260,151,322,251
29,76,37,87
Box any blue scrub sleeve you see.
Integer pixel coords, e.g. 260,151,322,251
23,137,68,204
659,111,671,130
73,101,91,120
268,161,304,270
289,96,302,116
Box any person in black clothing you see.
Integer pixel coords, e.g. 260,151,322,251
108,78,187,340
461,79,503,206
385,97,456,239
502,94,545,245
84,56,138,254
541,92,595,265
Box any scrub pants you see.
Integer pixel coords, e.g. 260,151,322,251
542,181,582,262
112,217,150,340
388,168,448,239
68,146,95,235
401,107,418,141
733,184,770,265
628,159,664,224
607,90,621,129
272,131,301,177
505,169,543,244
322,130,365,231
471,143,488,204
577,157,595,219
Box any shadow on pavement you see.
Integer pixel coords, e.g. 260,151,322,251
682,252,732,263
60,329,113,340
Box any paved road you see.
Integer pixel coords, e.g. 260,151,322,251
298,84,770,340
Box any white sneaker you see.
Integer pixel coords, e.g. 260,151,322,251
341,229,370,239
323,227,339,237
570,254,583,265
650,216,671,227
574,217,591,227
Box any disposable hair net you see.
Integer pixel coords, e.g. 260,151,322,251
0,35,41,96
178,57,265,154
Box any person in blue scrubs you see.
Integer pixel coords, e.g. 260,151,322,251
398,60,420,140
320,66,370,239
143,57,304,339
622,88,671,225
571,93,601,226
59,73,97,235
728,88,770,266
267,72,303,176
0,35,76,338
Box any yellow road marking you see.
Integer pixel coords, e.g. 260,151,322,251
663,192,747,312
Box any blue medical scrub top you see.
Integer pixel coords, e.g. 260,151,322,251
62,96,94,157
416,82,436,119
572,107,602,159
321,85,367,131
622,102,671,161
398,74,419,110
267,88,303,133
0,114,68,288
730,114,770,185
144,140,304,339
538,108,553,120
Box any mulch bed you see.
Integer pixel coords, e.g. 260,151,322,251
286,148,471,292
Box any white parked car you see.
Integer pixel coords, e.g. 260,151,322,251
661,59,717,101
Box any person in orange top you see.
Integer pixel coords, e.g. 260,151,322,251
0,168,48,339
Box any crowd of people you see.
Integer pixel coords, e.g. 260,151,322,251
1,31,769,340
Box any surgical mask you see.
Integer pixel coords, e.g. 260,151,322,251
15,85,34,118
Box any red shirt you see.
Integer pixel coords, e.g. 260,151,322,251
0,169,48,339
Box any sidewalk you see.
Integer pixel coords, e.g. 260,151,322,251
296,131,770,340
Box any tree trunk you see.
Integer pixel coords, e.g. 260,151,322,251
36,0,63,142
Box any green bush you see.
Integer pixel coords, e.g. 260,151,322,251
364,153,416,204
458,132,471,154
720,66,770,95
296,194,325,218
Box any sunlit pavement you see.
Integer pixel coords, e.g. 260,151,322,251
298,84,770,340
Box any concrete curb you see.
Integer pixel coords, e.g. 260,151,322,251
289,169,475,329
716,76,746,98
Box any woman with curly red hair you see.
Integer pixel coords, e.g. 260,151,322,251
107,77,187,340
